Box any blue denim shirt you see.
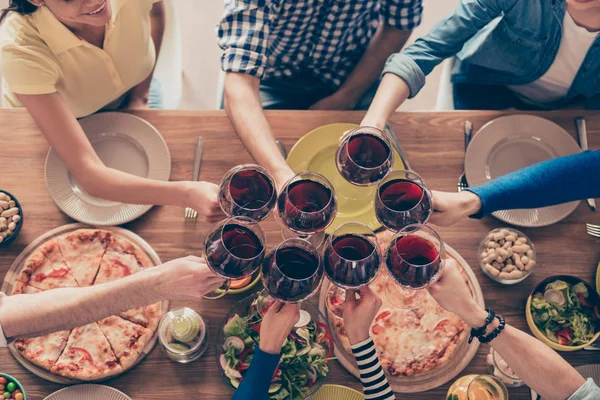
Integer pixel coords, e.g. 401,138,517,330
383,0,600,109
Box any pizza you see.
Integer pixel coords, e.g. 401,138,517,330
330,231,470,377
10,228,163,381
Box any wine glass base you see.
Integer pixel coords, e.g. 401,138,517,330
281,228,326,249
383,278,425,309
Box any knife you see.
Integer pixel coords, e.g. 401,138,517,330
385,123,411,170
575,117,596,211
192,136,204,182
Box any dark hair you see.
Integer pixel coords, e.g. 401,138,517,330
0,1,38,24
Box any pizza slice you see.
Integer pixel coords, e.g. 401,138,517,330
58,229,111,287
11,283,42,295
14,330,70,371
94,234,151,285
120,302,162,332
98,316,153,370
52,323,123,380
17,239,79,291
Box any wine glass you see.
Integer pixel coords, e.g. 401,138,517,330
375,170,433,232
384,224,444,307
336,126,394,186
261,238,324,304
323,222,381,319
218,164,276,221
277,171,337,248
203,217,266,299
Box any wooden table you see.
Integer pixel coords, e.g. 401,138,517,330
1,109,599,400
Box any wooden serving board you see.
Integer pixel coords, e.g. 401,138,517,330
1,223,168,385
318,243,485,393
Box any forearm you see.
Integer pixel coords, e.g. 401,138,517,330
460,307,585,400
335,23,411,108
361,73,410,130
351,338,395,400
467,150,600,217
129,1,165,102
224,73,293,188
0,269,161,339
232,348,281,400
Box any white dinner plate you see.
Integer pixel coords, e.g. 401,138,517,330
43,384,132,400
465,115,581,227
45,112,171,226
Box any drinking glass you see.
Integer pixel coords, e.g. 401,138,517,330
203,217,266,299
384,224,444,308
323,222,381,319
277,171,337,248
375,170,433,232
261,238,324,303
218,164,276,221
336,126,394,186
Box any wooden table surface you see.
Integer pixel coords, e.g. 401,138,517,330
0,109,599,400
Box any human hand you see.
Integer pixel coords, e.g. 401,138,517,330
259,302,300,354
309,93,356,111
429,190,482,227
182,181,225,221
152,256,225,301
343,287,383,344
427,259,486,326
273,167,295,194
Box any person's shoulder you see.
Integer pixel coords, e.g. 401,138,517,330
0,11,51,58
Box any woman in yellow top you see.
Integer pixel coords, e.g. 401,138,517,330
0,0,221,219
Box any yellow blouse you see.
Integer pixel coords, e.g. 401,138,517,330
0,0,158,118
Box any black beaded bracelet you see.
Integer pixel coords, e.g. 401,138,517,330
468,309,496,344
478,315,506,344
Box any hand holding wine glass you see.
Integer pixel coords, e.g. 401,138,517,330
429,190,483,227
427,258,477,319
342,287,383,345
259,302,301,354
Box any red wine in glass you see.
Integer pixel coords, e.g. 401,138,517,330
337,128,393,186
277,178,336,234
324,234,380,288
219,165,276,221
386,234,441,289
205,221,265,279
261,240,323,303
375,175,432,231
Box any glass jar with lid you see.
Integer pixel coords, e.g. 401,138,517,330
158,307,208,363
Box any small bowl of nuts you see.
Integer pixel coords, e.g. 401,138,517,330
0,190,23,246
479,228,536,285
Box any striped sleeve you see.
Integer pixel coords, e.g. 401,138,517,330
351,337,395,400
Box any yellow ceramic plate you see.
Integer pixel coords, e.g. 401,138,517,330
286,123,404,234
596,260,600,295
311,385,363,400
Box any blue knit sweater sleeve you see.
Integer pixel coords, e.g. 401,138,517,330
467,150,600,217
232,347,281,400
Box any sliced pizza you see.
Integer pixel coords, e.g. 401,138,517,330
17,239,79,291
52,323,123,380
120,302,162,332
14,330,70,371
11,283,42,295
58,229,111,287
94,234,152,285
98,316,153,370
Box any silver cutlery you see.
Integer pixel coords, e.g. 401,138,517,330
385,122,411,170
586,223,600,238
458,121,474,192
575,117,596,211
184,136,204,219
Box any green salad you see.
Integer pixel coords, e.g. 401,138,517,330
531,280,600,346
219,300,333,399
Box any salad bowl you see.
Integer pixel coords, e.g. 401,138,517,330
526,275,600,351
216,293,333,399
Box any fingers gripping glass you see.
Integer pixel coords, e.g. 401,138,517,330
336,126,394,186
203,217,266,299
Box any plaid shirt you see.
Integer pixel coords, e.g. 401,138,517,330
218,0,423,89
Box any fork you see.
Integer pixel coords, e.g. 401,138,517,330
458,121,473,192
586,223,600,238
184,136,204,219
